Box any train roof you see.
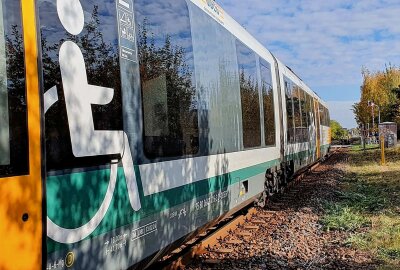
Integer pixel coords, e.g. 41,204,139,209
189,0,328,108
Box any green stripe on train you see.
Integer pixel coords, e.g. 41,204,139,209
46,145,330,252
46,158,279,252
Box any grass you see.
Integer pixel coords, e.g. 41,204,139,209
321,204,370,231
321,145,400,267
351,143,380,151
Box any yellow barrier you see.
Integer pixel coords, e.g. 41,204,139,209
381,135,386,166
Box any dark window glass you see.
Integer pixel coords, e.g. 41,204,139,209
284,77,295,143
300,89,309,142
325,107,329,126
292,85,302,143
260,59,275,146
236,41,261,148
308,96,312,132
304,92,310,128
39,0,122,171
319,104,325,126
327,110,330,125
135,0,199,158
310,96,314,126
0,0,28,178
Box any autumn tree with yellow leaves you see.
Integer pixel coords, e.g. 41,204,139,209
353,65,400,132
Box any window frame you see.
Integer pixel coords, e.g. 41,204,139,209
284,76,295,144
235,39,262,149
0,0,29,178
259,58,276,147
136,0,200,160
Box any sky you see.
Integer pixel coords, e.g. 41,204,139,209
217,0,400,128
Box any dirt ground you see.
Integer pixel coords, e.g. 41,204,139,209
185,151,381,270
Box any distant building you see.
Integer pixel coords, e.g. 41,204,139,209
349,128,360,138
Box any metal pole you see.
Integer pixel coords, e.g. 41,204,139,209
378,105,381,124
362,124,366,150
372,106,375,131
381,134,386,165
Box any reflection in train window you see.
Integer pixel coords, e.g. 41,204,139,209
189,5,242,155
39,0,123,171
135,0,199,159
292,85,302,143
0,0,28,177
284,77,295,143
305,93,312,128
236,40,261,148
259,59,275,146
0,4,9,166
299,89,309,142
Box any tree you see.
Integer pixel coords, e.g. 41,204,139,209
352,101,370,128
41,5,124,170
330,120,348,140
353,65,400,133
137,19,199,156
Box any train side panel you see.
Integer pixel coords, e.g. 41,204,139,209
39,0,282,269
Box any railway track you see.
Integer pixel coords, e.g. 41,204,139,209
151,149,346,270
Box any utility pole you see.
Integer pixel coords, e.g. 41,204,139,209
368,100,380,144
372,105,375,131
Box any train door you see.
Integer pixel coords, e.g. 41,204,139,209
314,99,321,159
0,0,43,269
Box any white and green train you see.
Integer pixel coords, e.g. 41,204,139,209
0,0,330,269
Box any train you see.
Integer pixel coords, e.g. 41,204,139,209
0,0,330,269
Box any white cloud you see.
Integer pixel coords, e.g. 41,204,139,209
218,0,400,101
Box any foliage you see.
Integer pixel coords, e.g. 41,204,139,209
353,65,400,130
321,147,400,267
42,6,120,91
40,5,124,170
351,144,379,151
330,120,348,140
321,204,370,231
239,68,260,146
6,25,25,94
137,19,197,139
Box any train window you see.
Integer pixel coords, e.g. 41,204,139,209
136,0,199,158
284,77,295,143
189,6,242,155
319,104,326,126
300,89,309,142
327,110,331,125
306,93,313,128
324,108,327,126
39,0,123,170
0,4,8,166
292,85,302,143
236,41,261,148
0,0,28,177
259,59,275,146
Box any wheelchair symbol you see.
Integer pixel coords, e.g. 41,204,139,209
44,0,141,244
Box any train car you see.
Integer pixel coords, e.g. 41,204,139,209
0,0,330,269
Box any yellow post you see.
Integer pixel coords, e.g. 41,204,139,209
381,135,386,166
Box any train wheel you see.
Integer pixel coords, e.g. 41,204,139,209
277,165,286,194
265,168,278,197
256,191,268,208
